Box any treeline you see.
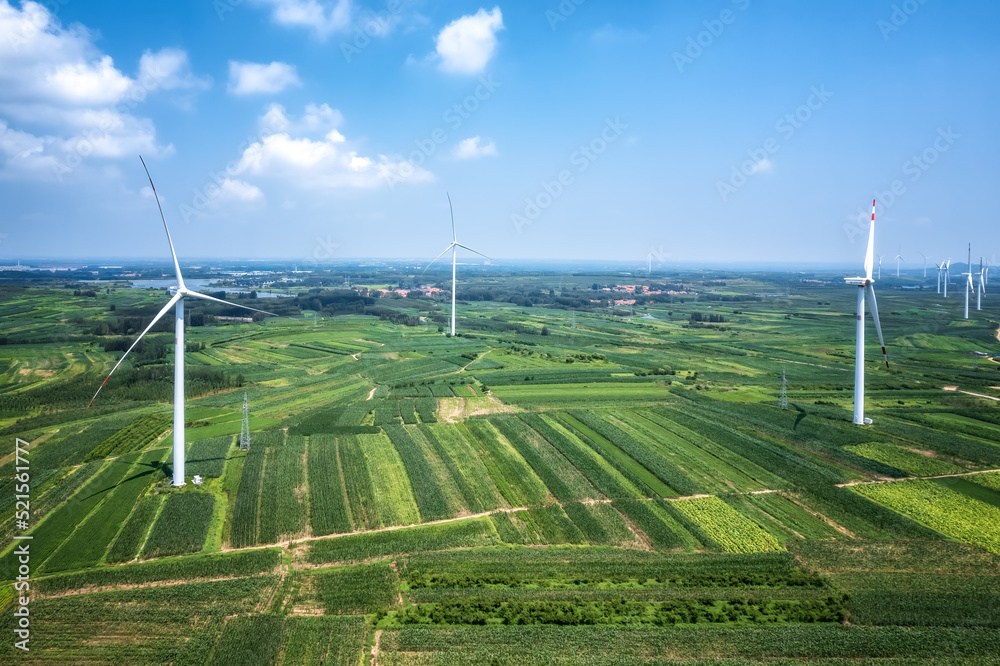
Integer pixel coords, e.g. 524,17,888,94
690,312,728,323
391,594,850,626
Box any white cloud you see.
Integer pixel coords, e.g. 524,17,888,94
137,48,211,93
250,0,352,38
260,102,343,135
232,104,432,189
748,158,772,175
452,136,497,160
435,7,504,75
0,2,210,180
211,178,264,203
228,61,302,96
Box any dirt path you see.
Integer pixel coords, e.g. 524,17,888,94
943,387,1000,402
460,350,489,372
221,506,530,554
366,386,376,400
370,629,382,666
837,468,1000,488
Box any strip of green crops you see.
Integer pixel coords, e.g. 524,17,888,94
668,496,783,554
258,435,307,544
377,625,1000,664
307,517,500,565
306,434,353,535
37,549,281,595
851,479,1000,553
142,492,216,559
385,425,451,521
42,448,165,572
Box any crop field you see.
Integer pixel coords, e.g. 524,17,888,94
851,479,1000,553
668,496,783,554
142,491,216,558
2,272,999,663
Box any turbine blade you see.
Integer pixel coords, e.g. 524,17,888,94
454,242,491,260
88,292,182,409
421,244,455,275
184,290,288,318
865,284,889,368
447,193,457,243
864,199,876,280
139,155,185,288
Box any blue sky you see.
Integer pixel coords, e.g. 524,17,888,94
0,0,997,267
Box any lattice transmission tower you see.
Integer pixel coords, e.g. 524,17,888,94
239,391,251,450
779,369,788,410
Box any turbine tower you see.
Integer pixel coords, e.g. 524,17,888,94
877,255,882,280
895,249,903,278
647,252,653,276
963,243,974,319
88,156,282,486
936,260,945,294
977,258,985,311
844,199,889,426
944,259,951,298
423,193,489,337
920,253,928,278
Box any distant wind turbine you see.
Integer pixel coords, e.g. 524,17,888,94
944,259,952,298
88,156,284,486
877,254,883,280
977,258,985,311
963,243,974,319
844,199,889,426
895,249,904,278
936,260,946,294
423,193,489,337
920,253,928,278
647,252,653,276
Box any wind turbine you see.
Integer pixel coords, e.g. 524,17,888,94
647,251,653,276
936,260,946,294
963,243,974,319
977,258,985,311
844,199,889,426
877,255,883,280
920,253,928,278
422,193,489,337
895,249,904,278
944,259,952,298
88,156,284,486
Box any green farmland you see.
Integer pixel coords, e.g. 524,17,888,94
1,269,999,664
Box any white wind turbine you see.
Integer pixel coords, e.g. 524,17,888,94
88,156,284,486
977,258,985,311
877,254,883,280
963,243,974,319
944,259,952,298
936,260,946,294
895,249,904,277
920,253,928,278
844,199,889,426
647,251,653,276
423,193,489,337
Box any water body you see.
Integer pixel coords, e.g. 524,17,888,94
124,279,292,298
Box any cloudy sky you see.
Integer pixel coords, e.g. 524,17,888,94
0,0,997,266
